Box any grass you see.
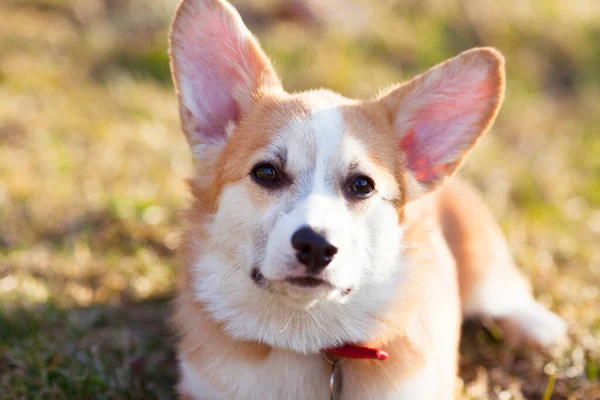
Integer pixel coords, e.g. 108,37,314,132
1,0,599,398
1,299,176,399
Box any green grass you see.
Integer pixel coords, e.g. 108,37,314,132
1,299,176,399
1,0,599,398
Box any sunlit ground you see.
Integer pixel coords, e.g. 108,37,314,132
1,0,599,398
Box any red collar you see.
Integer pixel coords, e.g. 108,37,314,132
322,344,388,361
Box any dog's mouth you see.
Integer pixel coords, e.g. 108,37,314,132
251,268,331,289
251,268,328,288
250,267,352,295
250,267,352,297
285,276,328,288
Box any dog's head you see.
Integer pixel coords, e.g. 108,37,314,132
170,0,504,351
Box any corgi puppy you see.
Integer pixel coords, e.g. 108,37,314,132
168,0,567,398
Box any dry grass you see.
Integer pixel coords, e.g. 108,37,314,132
1,0,599,398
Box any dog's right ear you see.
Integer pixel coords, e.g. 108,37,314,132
169,0,281,153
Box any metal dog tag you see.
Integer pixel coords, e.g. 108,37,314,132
325,356,343,400
329,360,337,400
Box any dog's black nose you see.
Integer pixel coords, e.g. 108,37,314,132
291,227,338,274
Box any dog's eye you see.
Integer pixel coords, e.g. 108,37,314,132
252,163,280,185
349,175,375,196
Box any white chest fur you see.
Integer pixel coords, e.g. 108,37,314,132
179,351,331,400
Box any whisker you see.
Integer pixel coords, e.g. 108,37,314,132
278,311,296,333
417,312,433,346
219,261,244,295
306,308,336,341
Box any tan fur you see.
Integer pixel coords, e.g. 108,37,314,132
217,95,310,187
340,102,409,222
185,93,311,213
437,178,528,304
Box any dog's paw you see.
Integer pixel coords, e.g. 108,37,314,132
497,299,568,348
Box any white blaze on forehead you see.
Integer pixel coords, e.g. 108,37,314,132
273,92,364,194
271,92,398,201
308,100,345,193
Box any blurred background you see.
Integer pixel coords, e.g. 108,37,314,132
0,0,599,398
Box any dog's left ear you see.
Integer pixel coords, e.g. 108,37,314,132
380,48,505,193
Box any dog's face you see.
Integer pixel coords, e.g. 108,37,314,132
170,0,504,351
211,91,406,307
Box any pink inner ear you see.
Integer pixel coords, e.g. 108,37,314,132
191,72,241,141
399,77,495,183
172,3,269,142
